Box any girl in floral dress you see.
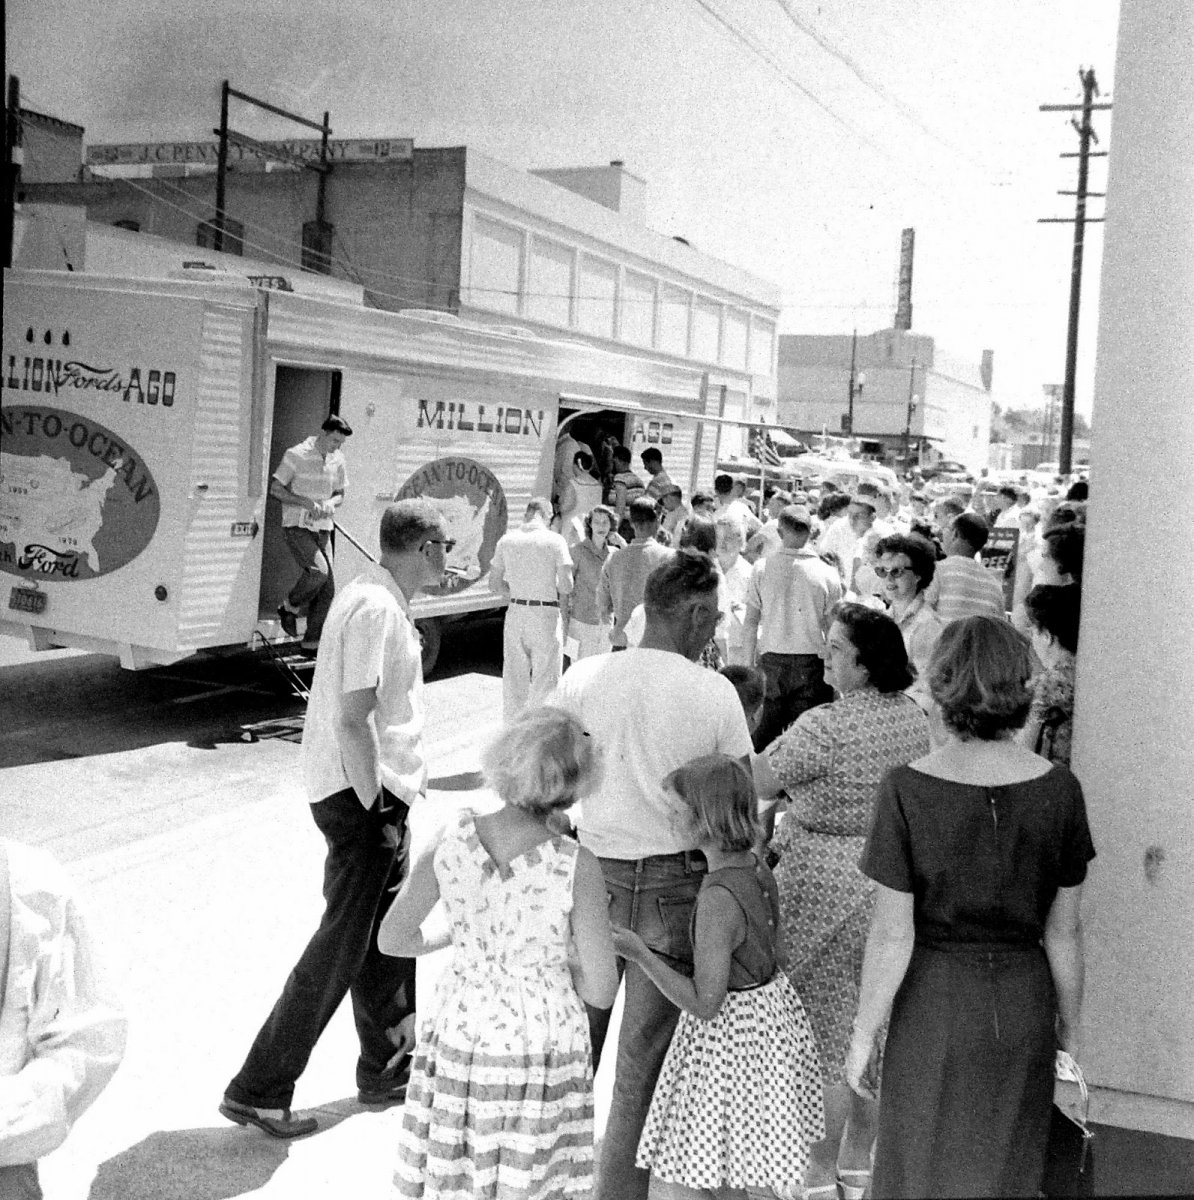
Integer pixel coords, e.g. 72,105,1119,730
378,707,617,1199
612,755,825,1200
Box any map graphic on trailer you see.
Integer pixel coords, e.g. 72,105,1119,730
0,405,161,583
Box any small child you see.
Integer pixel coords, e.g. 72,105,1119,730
612,755,825,1200
379,707,617,1199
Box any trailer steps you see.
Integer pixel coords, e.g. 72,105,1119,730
249,629,315,701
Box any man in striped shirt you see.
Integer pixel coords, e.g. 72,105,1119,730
925,511,1006,622
270,415,352,653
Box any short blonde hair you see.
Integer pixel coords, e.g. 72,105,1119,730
481,707,594,817
665,754,758,852
928,616,1033,740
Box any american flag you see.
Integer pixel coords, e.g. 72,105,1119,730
750,428,783,468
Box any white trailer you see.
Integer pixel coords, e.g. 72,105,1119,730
2,269,756,671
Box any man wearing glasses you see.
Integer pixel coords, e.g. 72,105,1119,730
221,500,451,1137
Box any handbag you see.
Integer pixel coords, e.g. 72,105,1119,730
1042,1050,1095,1198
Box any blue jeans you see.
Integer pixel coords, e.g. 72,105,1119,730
225,787,415,1109
588,850,706,1200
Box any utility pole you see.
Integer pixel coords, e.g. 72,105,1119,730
903,359,919,472
1039,68,1111,474
215,80,229,252
4,75,21,269
845,329,864,437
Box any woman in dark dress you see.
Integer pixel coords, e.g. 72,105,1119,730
845,616,1095,1199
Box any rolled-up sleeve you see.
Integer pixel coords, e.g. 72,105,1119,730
1,848,127,1166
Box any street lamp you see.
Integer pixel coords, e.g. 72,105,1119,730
904,358,921,472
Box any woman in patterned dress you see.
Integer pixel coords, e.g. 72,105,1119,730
378,707,617,1199
613,755,825,1200
755,604,930,1199
1017,583,1080,765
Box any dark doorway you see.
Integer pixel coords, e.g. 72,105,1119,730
257,366,342,619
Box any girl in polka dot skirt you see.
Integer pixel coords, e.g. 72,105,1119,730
612,755,826,1200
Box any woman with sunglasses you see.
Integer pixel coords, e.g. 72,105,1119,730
754,603,929,1199
873,532,943,711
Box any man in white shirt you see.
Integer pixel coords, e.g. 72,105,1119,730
657,484,690,544
713,472,764,540
1,841,126,1197
993,485,1024,528
222,499,450,1137
641,447,675,500
270,415,352,653
925,511,1007,621
550,551,753,1200
714,511,753,664
743,504,843,749
489,498,574,721
744,489,791,563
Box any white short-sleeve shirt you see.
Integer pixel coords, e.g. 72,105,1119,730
549,649,753,860
302,563,426,806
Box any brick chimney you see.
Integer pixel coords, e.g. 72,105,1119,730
980,349,994,391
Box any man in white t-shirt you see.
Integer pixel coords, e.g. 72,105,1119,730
222,499,450,1138
270,415,352,653
489,497,574,721
550,550,753,1200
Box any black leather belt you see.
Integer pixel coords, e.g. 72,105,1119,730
509,598,558,607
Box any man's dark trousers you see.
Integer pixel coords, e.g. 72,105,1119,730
282,527,335,644
753,651,832,751
225,787,415,1109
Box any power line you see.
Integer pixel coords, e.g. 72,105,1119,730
768,0,990,170
686,0,901,168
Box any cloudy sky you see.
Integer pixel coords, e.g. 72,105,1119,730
8,0,1122,415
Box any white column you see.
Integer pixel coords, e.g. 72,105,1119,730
1074,0,1194,1134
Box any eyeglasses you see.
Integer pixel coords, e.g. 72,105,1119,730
873,565,910,580
424,539,456,552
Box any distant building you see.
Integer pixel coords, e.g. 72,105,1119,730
17,107,85,184
19,125,780,445
777,328,993,473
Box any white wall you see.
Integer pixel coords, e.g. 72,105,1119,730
1074,0,1194,1133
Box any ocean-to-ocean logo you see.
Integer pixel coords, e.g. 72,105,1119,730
394,457,507,596
0,404,162,582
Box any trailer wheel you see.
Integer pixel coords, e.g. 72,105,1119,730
416,618,442,677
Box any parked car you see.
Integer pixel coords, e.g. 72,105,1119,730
920,460,975,485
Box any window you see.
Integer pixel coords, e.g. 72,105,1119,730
659,284,690,356
527,237,574,327
467,215,522,315
196,216,244,256
621,270,656,348
750,318,776,376
722,310,748,371
692,297,721,363
113,219,140,232
577,255,617,338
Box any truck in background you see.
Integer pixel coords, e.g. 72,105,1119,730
2,268,761,672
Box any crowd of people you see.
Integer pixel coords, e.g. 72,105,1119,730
0,428,1096,1200
203,436,1100,1200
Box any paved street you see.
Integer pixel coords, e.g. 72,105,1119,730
0,621,618,1200
4,629,1191,1198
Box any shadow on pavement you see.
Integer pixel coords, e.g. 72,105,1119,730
87,1108,355,1200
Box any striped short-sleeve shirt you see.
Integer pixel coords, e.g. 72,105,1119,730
273,436,347,531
